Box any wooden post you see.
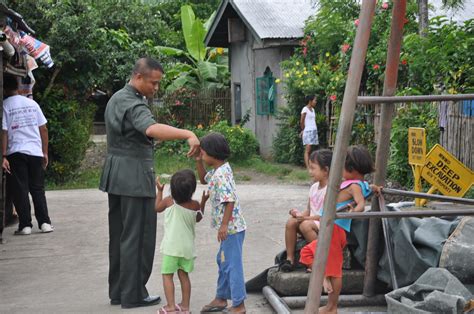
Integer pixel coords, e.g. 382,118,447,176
364,0,407,297
304,1,377,312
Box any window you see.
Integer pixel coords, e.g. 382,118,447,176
256,68,276,115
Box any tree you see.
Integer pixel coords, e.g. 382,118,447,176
6,0,181,98
417,0,466,36
155,5,229,92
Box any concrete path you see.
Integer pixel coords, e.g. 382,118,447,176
0,184,309,313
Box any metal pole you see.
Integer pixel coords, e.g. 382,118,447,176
357,93,474,104
262,286,292,314
304,1,377,312
335,208,474,219
381,188,474,205
364,0,407,297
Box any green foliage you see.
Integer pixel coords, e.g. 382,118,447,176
274,0,472,190
156,121,258,162
41,90,95,183
400,17,474,94
388,103,440,187
211,121,259,161
155,5,229,92
7,0,180,96
273,106,304,165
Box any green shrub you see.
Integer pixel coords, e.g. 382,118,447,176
210,121,259,161
387,103,439,188
272,106,304,165
40,90,95,183
156,121,259,162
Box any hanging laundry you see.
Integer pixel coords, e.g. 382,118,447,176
3,25,54,68
18,31,54,68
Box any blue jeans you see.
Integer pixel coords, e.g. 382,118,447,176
216,231,246,307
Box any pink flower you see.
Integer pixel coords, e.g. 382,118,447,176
401,59,408,65
381,2,389,9
354,19,360,27
175,100,182,106
303,47,308,57
330,95,337,101
373,64,380,70
341,43,350,53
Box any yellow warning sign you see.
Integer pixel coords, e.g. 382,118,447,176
408,127,426,166
421,144,473,197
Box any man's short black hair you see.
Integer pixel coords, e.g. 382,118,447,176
132,57,164,76
345,145,375,175
170,169,197,204
3,74,18,92
200,132,231,161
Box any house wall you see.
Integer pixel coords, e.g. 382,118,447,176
230,27,294,158
253,45,293,157
230,28,256,133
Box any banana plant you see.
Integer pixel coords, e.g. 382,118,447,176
155,5,229,92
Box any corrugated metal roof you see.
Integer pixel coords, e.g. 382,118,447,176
231,0,317,39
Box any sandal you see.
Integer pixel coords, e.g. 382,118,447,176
158,306,178,314
176,303,191,314
279,259,294,272
201,304,228,312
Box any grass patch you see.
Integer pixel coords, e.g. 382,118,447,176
46,152,310,190
47,168,101,190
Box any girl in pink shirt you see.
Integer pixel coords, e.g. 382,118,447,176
280,149,332,272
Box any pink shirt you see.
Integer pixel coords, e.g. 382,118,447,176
308,182,327,216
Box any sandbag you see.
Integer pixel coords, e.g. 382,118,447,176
439,217,474,284
385,267,472,314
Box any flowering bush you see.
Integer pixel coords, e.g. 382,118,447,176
273,0,472,184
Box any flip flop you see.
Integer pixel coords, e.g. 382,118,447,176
176,303,190,314
200,304,228,313
158,306,178,314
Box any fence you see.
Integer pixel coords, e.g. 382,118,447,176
439,100,474,170
158,88,231,127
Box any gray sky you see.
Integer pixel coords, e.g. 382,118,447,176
430,0,474,22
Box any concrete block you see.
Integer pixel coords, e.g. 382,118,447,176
267,267,365,296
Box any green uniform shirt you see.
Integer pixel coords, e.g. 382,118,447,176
99,84,157,198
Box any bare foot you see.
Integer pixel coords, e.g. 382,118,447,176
306,268,312,273
323,277,333,293
319,305,337,314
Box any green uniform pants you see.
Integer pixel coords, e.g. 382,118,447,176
107,194,157,304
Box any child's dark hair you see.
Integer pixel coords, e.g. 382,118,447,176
304,95,316,104
200,132,230,161
345,145,375,175
309,149,333,171
170,169,197,204
4,74,18,92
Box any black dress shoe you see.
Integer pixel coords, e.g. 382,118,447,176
110,299,120,305
121,295,161,309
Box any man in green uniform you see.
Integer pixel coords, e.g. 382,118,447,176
99,57,199,309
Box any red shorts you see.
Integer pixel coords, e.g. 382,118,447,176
299,225,347,278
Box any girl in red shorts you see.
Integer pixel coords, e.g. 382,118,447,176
299,145,375,313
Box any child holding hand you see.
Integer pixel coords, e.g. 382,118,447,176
155,169,209,314
299,145,375,314
195,133,247,314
